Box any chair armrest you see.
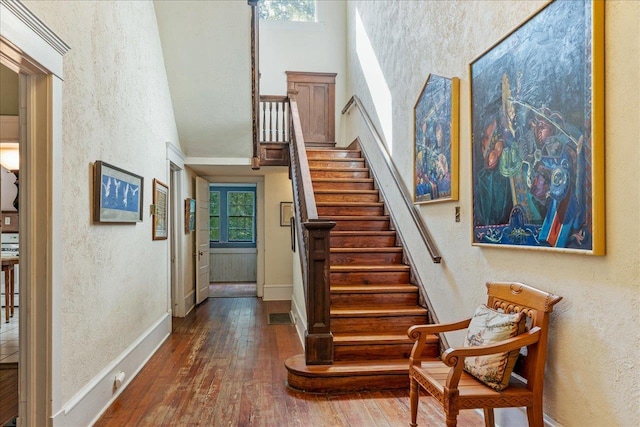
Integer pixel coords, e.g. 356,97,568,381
439,327,542,390
408,318,471,364
442,326,541,366
408,318,472,339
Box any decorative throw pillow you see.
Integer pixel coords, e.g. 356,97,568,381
463,304,526,391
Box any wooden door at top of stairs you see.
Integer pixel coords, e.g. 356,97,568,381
195,176,210,304
286,71,336,147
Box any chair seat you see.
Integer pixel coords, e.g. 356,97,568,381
410,361,534,410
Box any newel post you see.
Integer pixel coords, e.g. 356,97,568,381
304,220,335,365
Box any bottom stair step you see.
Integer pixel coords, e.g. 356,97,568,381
285,354,436,393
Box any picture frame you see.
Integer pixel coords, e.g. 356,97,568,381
93,161,143,223
470,0,604,254
184,198,196,233
280,201,293,227
414,74,459,204
152,179,169,240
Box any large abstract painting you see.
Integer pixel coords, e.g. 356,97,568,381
470,0,604,254
414,74,459,204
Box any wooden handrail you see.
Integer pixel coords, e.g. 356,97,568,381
249,0,260,169
288,93,335,365
342,95,442,263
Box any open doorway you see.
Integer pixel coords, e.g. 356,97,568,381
0,63,20,427
208,183,258,298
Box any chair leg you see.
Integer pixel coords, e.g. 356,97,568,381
445,414,458,427
526,403,544,427
483,408,495,427
409,378,419,427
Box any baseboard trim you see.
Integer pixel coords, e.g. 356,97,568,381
262,284,292,301
290,297,307,348
184,290,195,316
51,312,171,426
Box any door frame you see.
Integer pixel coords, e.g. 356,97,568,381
167,143,185,317
0,1,69,425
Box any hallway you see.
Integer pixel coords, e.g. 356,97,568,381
94,297,482,426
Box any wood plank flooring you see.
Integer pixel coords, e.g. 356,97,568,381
94,297,483,426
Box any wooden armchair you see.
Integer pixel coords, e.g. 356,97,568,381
407,281,562,427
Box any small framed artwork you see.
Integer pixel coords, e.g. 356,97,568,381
470,0,604,254
414,74,459,204
184,198,196,233
280,201,293,227
93,161,143,223
152,179,169,240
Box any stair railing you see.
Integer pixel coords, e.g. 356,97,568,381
249,0,260,169
259,95,289,143
342,95,442,264
288,90,336,365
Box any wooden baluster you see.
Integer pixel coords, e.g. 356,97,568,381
261,101,266,142
269,101,275,142
275,101,281,142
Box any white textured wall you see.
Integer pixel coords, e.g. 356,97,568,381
23,0,179,403
260,0,348,143
346,1,639,426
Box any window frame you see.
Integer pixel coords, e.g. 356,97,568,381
209,184,257,249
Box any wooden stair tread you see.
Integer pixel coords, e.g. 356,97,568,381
310,167,368,172
314,189,378,194
319,215,389,221
331,307,428,317
333,333,437,345
331,230,395,236
313,178,373,183
331,247,402,253
317,202,384,207
331,284,417,293
330,265,410,272
285,354,415,377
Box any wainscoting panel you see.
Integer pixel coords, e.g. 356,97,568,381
209,248,257,282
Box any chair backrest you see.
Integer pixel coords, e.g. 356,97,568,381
485,281,562,391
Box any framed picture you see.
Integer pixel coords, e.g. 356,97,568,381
93,161,143,223
280,201,293,227
414,74,459,204
184,198,196,233
470,0,604,254
152,179,169,240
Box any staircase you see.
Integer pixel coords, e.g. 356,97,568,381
285,147,439,393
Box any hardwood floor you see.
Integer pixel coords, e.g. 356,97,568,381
94,297,483,426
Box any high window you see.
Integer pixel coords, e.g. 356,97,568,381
209,184,257,248
258,0,317,23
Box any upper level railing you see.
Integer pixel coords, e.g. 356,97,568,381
342,95,442,264
260,95,289,143
288,91,335,365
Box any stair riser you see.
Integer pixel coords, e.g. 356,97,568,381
330,252,403,266
331,292,418,307
308,159,365,168
330,271,410,285
311,170,369,179
333,343,438,361
306,150,361,159
318,206,384,216
313,181,374,191
330,235,396,248
331,315,428,334
314,193,379,203
287,371,409,393
329,219,390,231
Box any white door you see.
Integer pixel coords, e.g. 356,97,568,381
195,176,210,304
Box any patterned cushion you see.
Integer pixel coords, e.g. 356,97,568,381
463,304,526,391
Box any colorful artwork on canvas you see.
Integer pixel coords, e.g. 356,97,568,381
470,0,604,254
